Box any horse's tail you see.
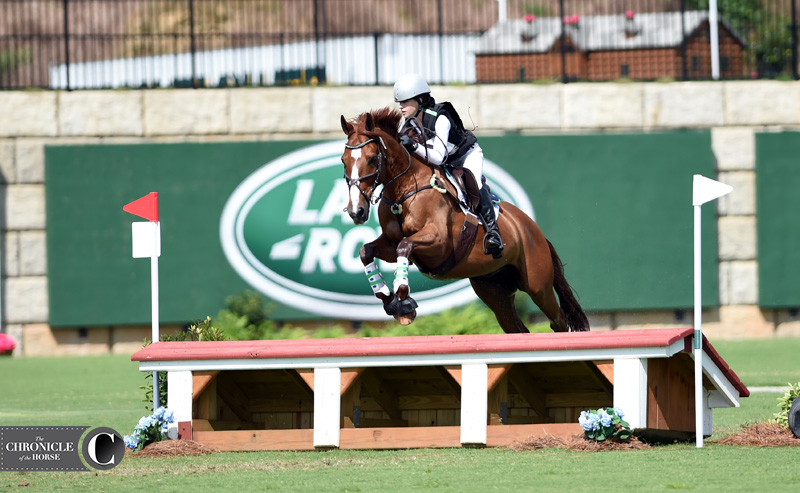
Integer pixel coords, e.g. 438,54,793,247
547,240,590,332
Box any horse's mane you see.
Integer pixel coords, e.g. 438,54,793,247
353,107,403,138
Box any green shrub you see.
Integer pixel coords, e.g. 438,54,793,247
140,316,226,412
772,382,800,427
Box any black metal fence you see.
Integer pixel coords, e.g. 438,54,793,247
1,0,797,89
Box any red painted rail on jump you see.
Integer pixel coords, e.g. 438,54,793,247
131,328,748,397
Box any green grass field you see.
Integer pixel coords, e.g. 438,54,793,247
1,336,799,492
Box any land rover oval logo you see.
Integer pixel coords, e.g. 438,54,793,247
220,140,534,320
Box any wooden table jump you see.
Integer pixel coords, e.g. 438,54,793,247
131,328,748,451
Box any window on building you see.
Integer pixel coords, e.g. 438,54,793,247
692,56,700,71
721,57,730,72
620,64,629,77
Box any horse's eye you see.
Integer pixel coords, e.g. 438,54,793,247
368,156,378,167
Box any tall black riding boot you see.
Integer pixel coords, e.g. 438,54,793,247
478,187,504,259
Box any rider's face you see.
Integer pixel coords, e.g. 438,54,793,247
398,99,419,119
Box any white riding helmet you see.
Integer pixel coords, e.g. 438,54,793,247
393,74,431,102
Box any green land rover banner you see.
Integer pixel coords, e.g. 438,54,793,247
45,131,716,327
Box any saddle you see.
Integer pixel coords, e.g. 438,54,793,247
447,166,481,213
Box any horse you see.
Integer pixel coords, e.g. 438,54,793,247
339,107,589,333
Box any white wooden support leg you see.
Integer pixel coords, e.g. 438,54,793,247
313,367,341,449
460,362,488,446
702,389,713,437
613,358,648,429
167,370,193,439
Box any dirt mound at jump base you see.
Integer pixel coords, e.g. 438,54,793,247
510,434,651,451
131,440,219,458
717,423,800,447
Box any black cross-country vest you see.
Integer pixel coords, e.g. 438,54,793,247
419,102,477,167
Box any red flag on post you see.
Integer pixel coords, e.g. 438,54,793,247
123,192,159,222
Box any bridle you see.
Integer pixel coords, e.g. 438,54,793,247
343,133,414,208
343,136,385,206
343,126,443,221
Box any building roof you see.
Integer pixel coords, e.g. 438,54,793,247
474,10,746,55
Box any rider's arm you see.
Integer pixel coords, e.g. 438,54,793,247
413,114,451,165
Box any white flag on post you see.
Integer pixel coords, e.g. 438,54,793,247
692,174,732,449
693,174,733,206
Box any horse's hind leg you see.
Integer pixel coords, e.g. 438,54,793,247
470,272,529,334
529,287,568,333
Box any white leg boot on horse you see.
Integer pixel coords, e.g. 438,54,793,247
360,240,417,326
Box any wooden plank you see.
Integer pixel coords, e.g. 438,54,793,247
487,364,512,392
444,365,462,386
501,415,556,425
192,419,261,431
194,378,217,420
614,358,648,429
488,373,508,425
192,371,219,400
583,361,614,395
295,368,315,391
193,429,315,451
339,426,462,449
434,366,462,399
592,360,614,385
216,372,252,422
340,372,362,428
358,394,460,411
341,368,365,395
247,398,314,413
360,369,403,420
461,363,488,445
647,356,695,432
545,392,613,408
283,369,314,396
313,367,341,448
508,364,548,417
358,418,409,428
486,423,582,446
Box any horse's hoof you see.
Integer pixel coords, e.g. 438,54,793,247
395,311,417,326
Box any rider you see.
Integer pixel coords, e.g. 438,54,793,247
392,73,503,258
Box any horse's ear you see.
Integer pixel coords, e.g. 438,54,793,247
340,115,353,135
365,113,374,132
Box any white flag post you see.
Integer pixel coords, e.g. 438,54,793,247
692,175,732,448
124,192,162,410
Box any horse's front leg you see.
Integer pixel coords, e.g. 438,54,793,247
388,229,447,325
359,234,407,320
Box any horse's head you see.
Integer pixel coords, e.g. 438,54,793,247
340,112,388,224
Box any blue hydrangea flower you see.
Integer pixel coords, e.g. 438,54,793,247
579,410,600,432
154,406,166,420
161,421,170,434
124,434,139,449
613,407,625,419
598,409,613,427
164,409,175,423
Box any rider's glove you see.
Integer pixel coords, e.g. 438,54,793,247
399,134,417,152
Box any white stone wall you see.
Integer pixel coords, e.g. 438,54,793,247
1,81,799,355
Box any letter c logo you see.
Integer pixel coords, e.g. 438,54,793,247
82,427,125,471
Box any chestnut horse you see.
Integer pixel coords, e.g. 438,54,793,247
340,108,589,333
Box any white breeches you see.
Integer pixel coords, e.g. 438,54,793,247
459,144,485,190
